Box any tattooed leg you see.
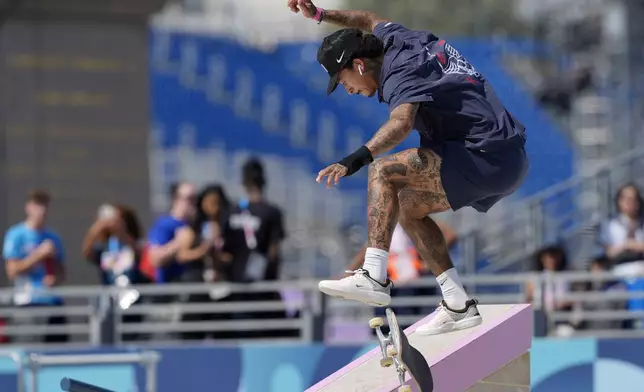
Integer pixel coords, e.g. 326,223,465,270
366,156,404,250
399,216,454,276
393,149,482,333
317,148,462,309
373,148,454,276
358,148,480,330
366,148,450,253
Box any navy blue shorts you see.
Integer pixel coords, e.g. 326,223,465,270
431,141,529,213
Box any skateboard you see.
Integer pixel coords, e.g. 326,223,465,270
370,308,433,392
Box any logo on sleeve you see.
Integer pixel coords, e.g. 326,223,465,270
427,40,481,79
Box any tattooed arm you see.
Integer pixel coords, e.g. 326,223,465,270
316,103,417,187
287,0,387,32
366,103,418,157
322,9,388,32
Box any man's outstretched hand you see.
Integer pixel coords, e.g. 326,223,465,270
287,0,317,19
316,163,348,188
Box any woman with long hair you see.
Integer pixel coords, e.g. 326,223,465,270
174,184,231,283
174,184,231,340
82,204,144,286
82,203,146,342
600,183,644,267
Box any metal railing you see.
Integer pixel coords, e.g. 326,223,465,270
460,147,644,273
0,281,323,347
0,270,643,346
27,351,160,392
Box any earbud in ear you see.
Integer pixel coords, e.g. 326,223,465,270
359,66,364,76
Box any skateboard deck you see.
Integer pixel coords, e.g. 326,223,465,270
370,308,433,392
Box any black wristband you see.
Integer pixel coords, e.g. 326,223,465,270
338,146,374,177
318,8,325,24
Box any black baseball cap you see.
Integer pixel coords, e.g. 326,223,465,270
317,28,363,95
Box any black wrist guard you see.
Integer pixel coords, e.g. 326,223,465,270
338,146,374,176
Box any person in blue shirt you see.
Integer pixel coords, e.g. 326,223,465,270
147,182,197,283
289,1,529,335
2,190,67,343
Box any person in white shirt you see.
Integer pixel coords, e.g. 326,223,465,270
525,245,572,313
599,183,644,277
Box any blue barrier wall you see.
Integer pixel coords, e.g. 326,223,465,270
2,338,643,391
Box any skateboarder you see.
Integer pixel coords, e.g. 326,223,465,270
287,1,528,335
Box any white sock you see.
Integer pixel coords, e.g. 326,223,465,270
437,268,469,309
362,247,389,283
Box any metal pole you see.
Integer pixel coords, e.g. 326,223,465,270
89,294,104,347
29,354,39,392
531,202,545,251
30,351,161,391
144,351,160,392
311,290,326,342
462,233,477,292
300,306,313,343
14,352,24,392
112,292,122,346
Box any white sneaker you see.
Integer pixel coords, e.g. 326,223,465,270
416,299,483,335
318,269,392,306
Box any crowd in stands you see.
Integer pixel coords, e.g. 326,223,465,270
528,182,644,335
4,162,644,342
1,157,290,343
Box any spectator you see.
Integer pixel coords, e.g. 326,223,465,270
146,182,197,284
82,203,146,342
599,183,644,276
224,158,286,283
525,245,572,313
597,183,644,329
176,184,231,284
2,190,67,343
224,158,288,338
142,182,197,340
82,204,146,287
175,184,231,340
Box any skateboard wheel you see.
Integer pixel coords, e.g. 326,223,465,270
397,386,412,392
379,357,394,368
386,345,398,357
369,317,384,329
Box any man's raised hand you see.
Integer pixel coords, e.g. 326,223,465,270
287,0,317,19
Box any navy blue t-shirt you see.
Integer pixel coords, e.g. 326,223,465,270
373,22,526,152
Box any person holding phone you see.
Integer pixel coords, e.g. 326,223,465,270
2,190,66,343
